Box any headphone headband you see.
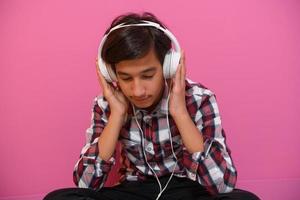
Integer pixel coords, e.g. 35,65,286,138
98,20,181,82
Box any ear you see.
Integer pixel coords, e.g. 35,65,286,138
115,81,122,90
166,78,172,88
109,81,117,89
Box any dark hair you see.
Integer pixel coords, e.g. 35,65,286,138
101,12,172,71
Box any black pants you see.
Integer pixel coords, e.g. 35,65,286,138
44,177,260,200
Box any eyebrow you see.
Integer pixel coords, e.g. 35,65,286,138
117,67,157,76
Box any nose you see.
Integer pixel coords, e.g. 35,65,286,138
131,79,146,97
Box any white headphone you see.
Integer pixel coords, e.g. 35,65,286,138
97,20,181,82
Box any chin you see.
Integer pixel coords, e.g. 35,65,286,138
134,103,152,109
132,100,154,109
136,102,160,113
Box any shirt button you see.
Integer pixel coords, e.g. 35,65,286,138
143,116,150,121
146,146,152,152
189,172,196,180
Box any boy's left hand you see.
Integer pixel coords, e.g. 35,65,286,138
169,50,188,118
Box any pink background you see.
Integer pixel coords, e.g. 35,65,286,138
1,0,299,199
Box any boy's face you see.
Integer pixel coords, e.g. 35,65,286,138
115,48,165,111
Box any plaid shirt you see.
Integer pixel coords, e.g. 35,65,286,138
73,78,237,194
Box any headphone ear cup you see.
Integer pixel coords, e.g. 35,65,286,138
163,50,181,79
106,64,117,82
163,50,172,79
98,59,117,82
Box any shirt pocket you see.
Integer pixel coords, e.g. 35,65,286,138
121,138,145,165
156,123,183,160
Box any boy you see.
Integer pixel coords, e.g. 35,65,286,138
44,12,259,200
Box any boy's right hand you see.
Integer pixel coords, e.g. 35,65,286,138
96,59,129,117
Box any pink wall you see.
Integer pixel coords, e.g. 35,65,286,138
1,0,299,199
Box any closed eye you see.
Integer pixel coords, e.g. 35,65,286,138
121,77,132,81
142,75,154,79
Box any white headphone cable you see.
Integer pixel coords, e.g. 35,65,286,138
132,103,163,194
130,79,178,200
155,79,179,199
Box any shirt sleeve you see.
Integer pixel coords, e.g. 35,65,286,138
183,93,237,194
73,96,115,190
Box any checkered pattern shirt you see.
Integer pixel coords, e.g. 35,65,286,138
73,78,237,194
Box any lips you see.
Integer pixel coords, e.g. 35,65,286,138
133,97,149,102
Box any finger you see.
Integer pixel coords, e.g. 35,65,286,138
176,50,182,84
180,50,186,85
107,82,115,92
173,60,181,88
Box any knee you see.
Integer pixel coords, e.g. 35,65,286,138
232,189,260,200
217,189,260,200
43,188,82,200
43,188,66,200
